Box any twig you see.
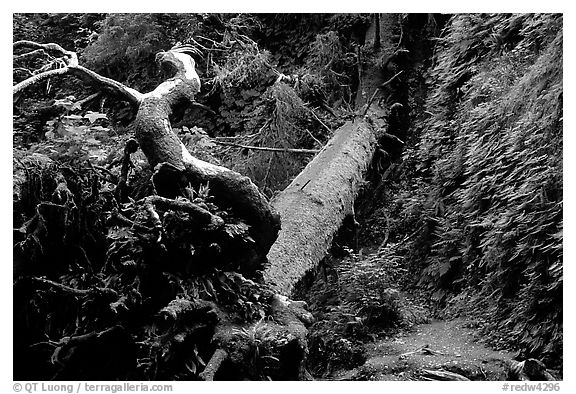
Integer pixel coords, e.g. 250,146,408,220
362,89,381,117
28,277,118,299
395,14,405,51
361,70,405,116
307,107,333,135
191,101,216,115
320,102,339,119
304,128,323,148
76,92,101,108
213,140,319,154
110,210,154,233
199,349,228,381
380,70,405,89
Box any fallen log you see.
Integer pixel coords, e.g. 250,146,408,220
264,116,385,295
13,18,399,378
263,14,402,296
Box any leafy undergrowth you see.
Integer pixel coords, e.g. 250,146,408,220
383,13,563,368
13,117,284,380
303,245,431,378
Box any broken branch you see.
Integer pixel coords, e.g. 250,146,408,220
213,140,320,154
29,277,118,299
199,349,228,381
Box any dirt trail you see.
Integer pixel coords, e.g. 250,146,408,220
331,318,514,381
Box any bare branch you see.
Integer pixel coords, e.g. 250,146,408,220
12,41,143,107
13,67,33,77
380,70,404,89
191,101,216,115
68,66,143,107
28,277,118,299
213,140,320,154
306,106,333,135
13,48,47,62
13,67,69,95
362,70,404,116
199,349,228,381
14,40,75,62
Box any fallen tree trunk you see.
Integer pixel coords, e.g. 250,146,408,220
13,16,400,377
264,13,401,296
264,117,385,295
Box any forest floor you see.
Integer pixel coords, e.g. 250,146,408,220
303,235,515,381
328,318,513,381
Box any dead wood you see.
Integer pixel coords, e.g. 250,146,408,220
12,16,405,378
28,277,118,300
420,368,470,381
264,118,385,295
264,13,406,298
199,349,228,381
400,344,446,358
213,140,320,154
14,42,280,257
158,298,218,323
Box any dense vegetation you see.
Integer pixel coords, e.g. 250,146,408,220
378,13,562,366
12,13,369,380
13,13,562,379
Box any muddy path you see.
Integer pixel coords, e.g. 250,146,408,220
329,318,514,381
300,241,516,381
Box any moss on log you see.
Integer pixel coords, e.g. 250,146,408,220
264,117,385,295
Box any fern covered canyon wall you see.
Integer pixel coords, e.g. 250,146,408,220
399,13,562,363
12,13,562,381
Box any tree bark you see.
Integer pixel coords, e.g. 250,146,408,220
14,26,399,377
133,50,280,256
264,15,401,296
13,42,280,258
264,117,385,295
